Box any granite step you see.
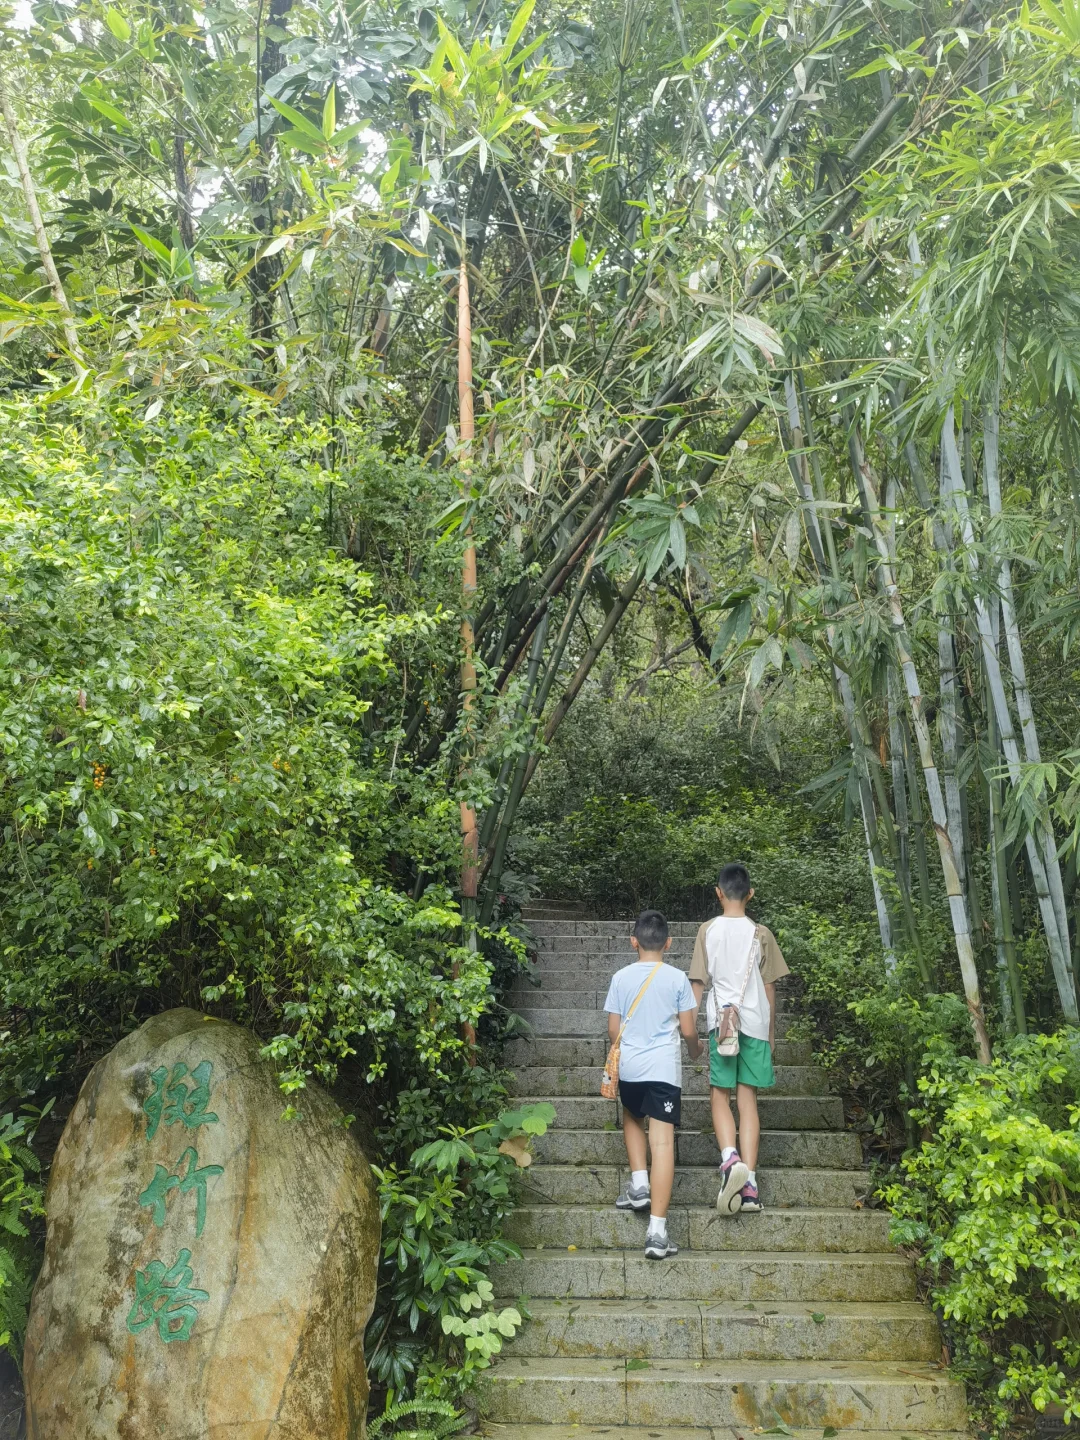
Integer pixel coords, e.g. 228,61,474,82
508,1298,938,1361
507,984,791,1010
504,1037,814,1068
518,1165,873,1210
512,1009,795,1038
526,921,705,938
509,1064,830,1097
532,1128,862,1169
483,1427,968,1440
521,1095,844,1132
484,1358,966,1430
492,1249,916,1302
506,1205,892,1253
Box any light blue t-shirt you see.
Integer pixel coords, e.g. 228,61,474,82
603,961,696,1088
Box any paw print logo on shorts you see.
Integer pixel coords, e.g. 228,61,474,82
663,1101,673,1113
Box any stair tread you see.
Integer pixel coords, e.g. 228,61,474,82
492,1357,955,1380
483,1428,969,1440
520,1299,930,1317
507,1248,910,1264
496,912,961,1434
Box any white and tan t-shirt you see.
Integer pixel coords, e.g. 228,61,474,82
687,917,789,1043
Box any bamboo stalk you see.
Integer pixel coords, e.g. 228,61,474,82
848,425,991,1061
455,236,479,1060
987,670,1027,1033
0,63,84,364
939,412,1079,1023
984,371,1075,969
458,242,479,924
784,378,912,964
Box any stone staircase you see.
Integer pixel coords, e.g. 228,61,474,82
483,915,968,1440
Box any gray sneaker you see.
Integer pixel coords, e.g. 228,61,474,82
644,1232,679,1260
615,1182,651,1212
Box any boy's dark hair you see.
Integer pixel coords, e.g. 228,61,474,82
633,909,670,951
717,863,752,900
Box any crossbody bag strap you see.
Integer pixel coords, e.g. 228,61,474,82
615,961,663,1045
734,926,763,1007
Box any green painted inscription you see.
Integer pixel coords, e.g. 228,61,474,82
143,1060,219,1140
126,1248,210,1343
138,1146,224,1238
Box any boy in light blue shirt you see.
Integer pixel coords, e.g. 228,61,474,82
603,910,702,1259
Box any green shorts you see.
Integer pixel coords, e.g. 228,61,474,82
709,1033,775,1090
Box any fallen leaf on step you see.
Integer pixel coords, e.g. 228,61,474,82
626,1359,650,1371
811,1312,825,1323
499,1137,533,1167
567,1245,577,1251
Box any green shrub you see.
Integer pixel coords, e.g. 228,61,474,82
0,400,487,1105
368,1093,554,1402
0,1105,49,1367
884,1030,1080,1429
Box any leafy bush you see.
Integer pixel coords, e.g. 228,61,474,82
368,1097,554,1402
515,786,871,922
884,1030,1080,1428
0,399,487,1105
0,1105,49,1366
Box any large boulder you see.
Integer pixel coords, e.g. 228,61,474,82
24,1008,379,1440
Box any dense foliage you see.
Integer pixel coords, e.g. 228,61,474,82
886,1032,1080,1429
5,0,1080,1428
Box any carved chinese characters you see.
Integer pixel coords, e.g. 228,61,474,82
24,1008,379,1439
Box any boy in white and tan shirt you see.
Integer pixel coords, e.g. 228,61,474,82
688,863,789,1215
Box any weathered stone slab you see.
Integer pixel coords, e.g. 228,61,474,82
520,1164,872,1210
25,1007,378,1440
493,1250,914,1303
503,1037,814,1069
505,1205,892,1254
532,1128,861,1169
486,1359,966,1431
508,1299,937,1362
512,1009,794,1038
520,1095,843,1132
507,1064,830,1097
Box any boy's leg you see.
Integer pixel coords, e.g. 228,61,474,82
647,1118,675,1217
623,1108,649,1173
709,1086,737,1153
735,1083,760,1172
734,1037,775,1212
710,1085,748,1214
615,1084,653,1210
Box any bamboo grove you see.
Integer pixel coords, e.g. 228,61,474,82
4,0,1080,1053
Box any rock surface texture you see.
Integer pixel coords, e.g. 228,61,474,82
485,909,969,1440
25,1007,378,1440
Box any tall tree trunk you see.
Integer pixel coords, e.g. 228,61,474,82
0,63,84,364
848,425,991,1061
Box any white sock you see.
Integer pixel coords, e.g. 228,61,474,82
647,1214,668,1238
747,1170,757,1187
721,1147,737,1163
631,1169,649,1191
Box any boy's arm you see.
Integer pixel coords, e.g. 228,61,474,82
679,1007,703,1060
688,924,708,1014
765,982,776,1049
607,1010,621,1044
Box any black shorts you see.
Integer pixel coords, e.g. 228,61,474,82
618,1080,681,1127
